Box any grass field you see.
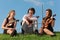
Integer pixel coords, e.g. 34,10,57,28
0,32,60,40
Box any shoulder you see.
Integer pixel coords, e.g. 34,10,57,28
22,14,28,20
2,18,8,25
23,14,29,19
43,17,46,20
4,18,8,21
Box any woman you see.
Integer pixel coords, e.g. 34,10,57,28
21,8,38,34
2,10,17,36
39,9,56,36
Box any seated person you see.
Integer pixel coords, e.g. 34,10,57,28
21,8,38,34
39,9,56,36
2,10,17,36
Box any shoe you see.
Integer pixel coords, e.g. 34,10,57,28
50,34,56,37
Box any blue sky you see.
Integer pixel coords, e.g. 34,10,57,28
0,0,60,33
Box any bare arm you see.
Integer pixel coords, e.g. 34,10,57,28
23,16,30,25
46,18,55,27
44,18,55,28
2,19,9,29
42,20,45,28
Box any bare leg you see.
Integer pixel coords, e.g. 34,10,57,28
7,29,14,35
39,27,44,34
43,28,54,35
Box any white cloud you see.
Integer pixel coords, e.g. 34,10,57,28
24,0,44,6
47,1,54,6
24,0,54,6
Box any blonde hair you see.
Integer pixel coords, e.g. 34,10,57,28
7,10,15,18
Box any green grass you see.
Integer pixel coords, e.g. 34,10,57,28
0,32,60,40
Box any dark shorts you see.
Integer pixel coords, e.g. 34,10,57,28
48,27,53,32
43,27,54,33
3,29,7,34
3,29,17,35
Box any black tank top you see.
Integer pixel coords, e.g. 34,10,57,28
4,18,15,28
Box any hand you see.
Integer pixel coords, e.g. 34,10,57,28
45,18,52,28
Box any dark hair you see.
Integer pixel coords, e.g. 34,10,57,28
28,8,35,15
46,9,52,17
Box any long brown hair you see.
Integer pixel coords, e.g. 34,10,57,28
46,9,52,17
7,10,15,18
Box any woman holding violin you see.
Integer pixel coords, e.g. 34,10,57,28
39,9,56,36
